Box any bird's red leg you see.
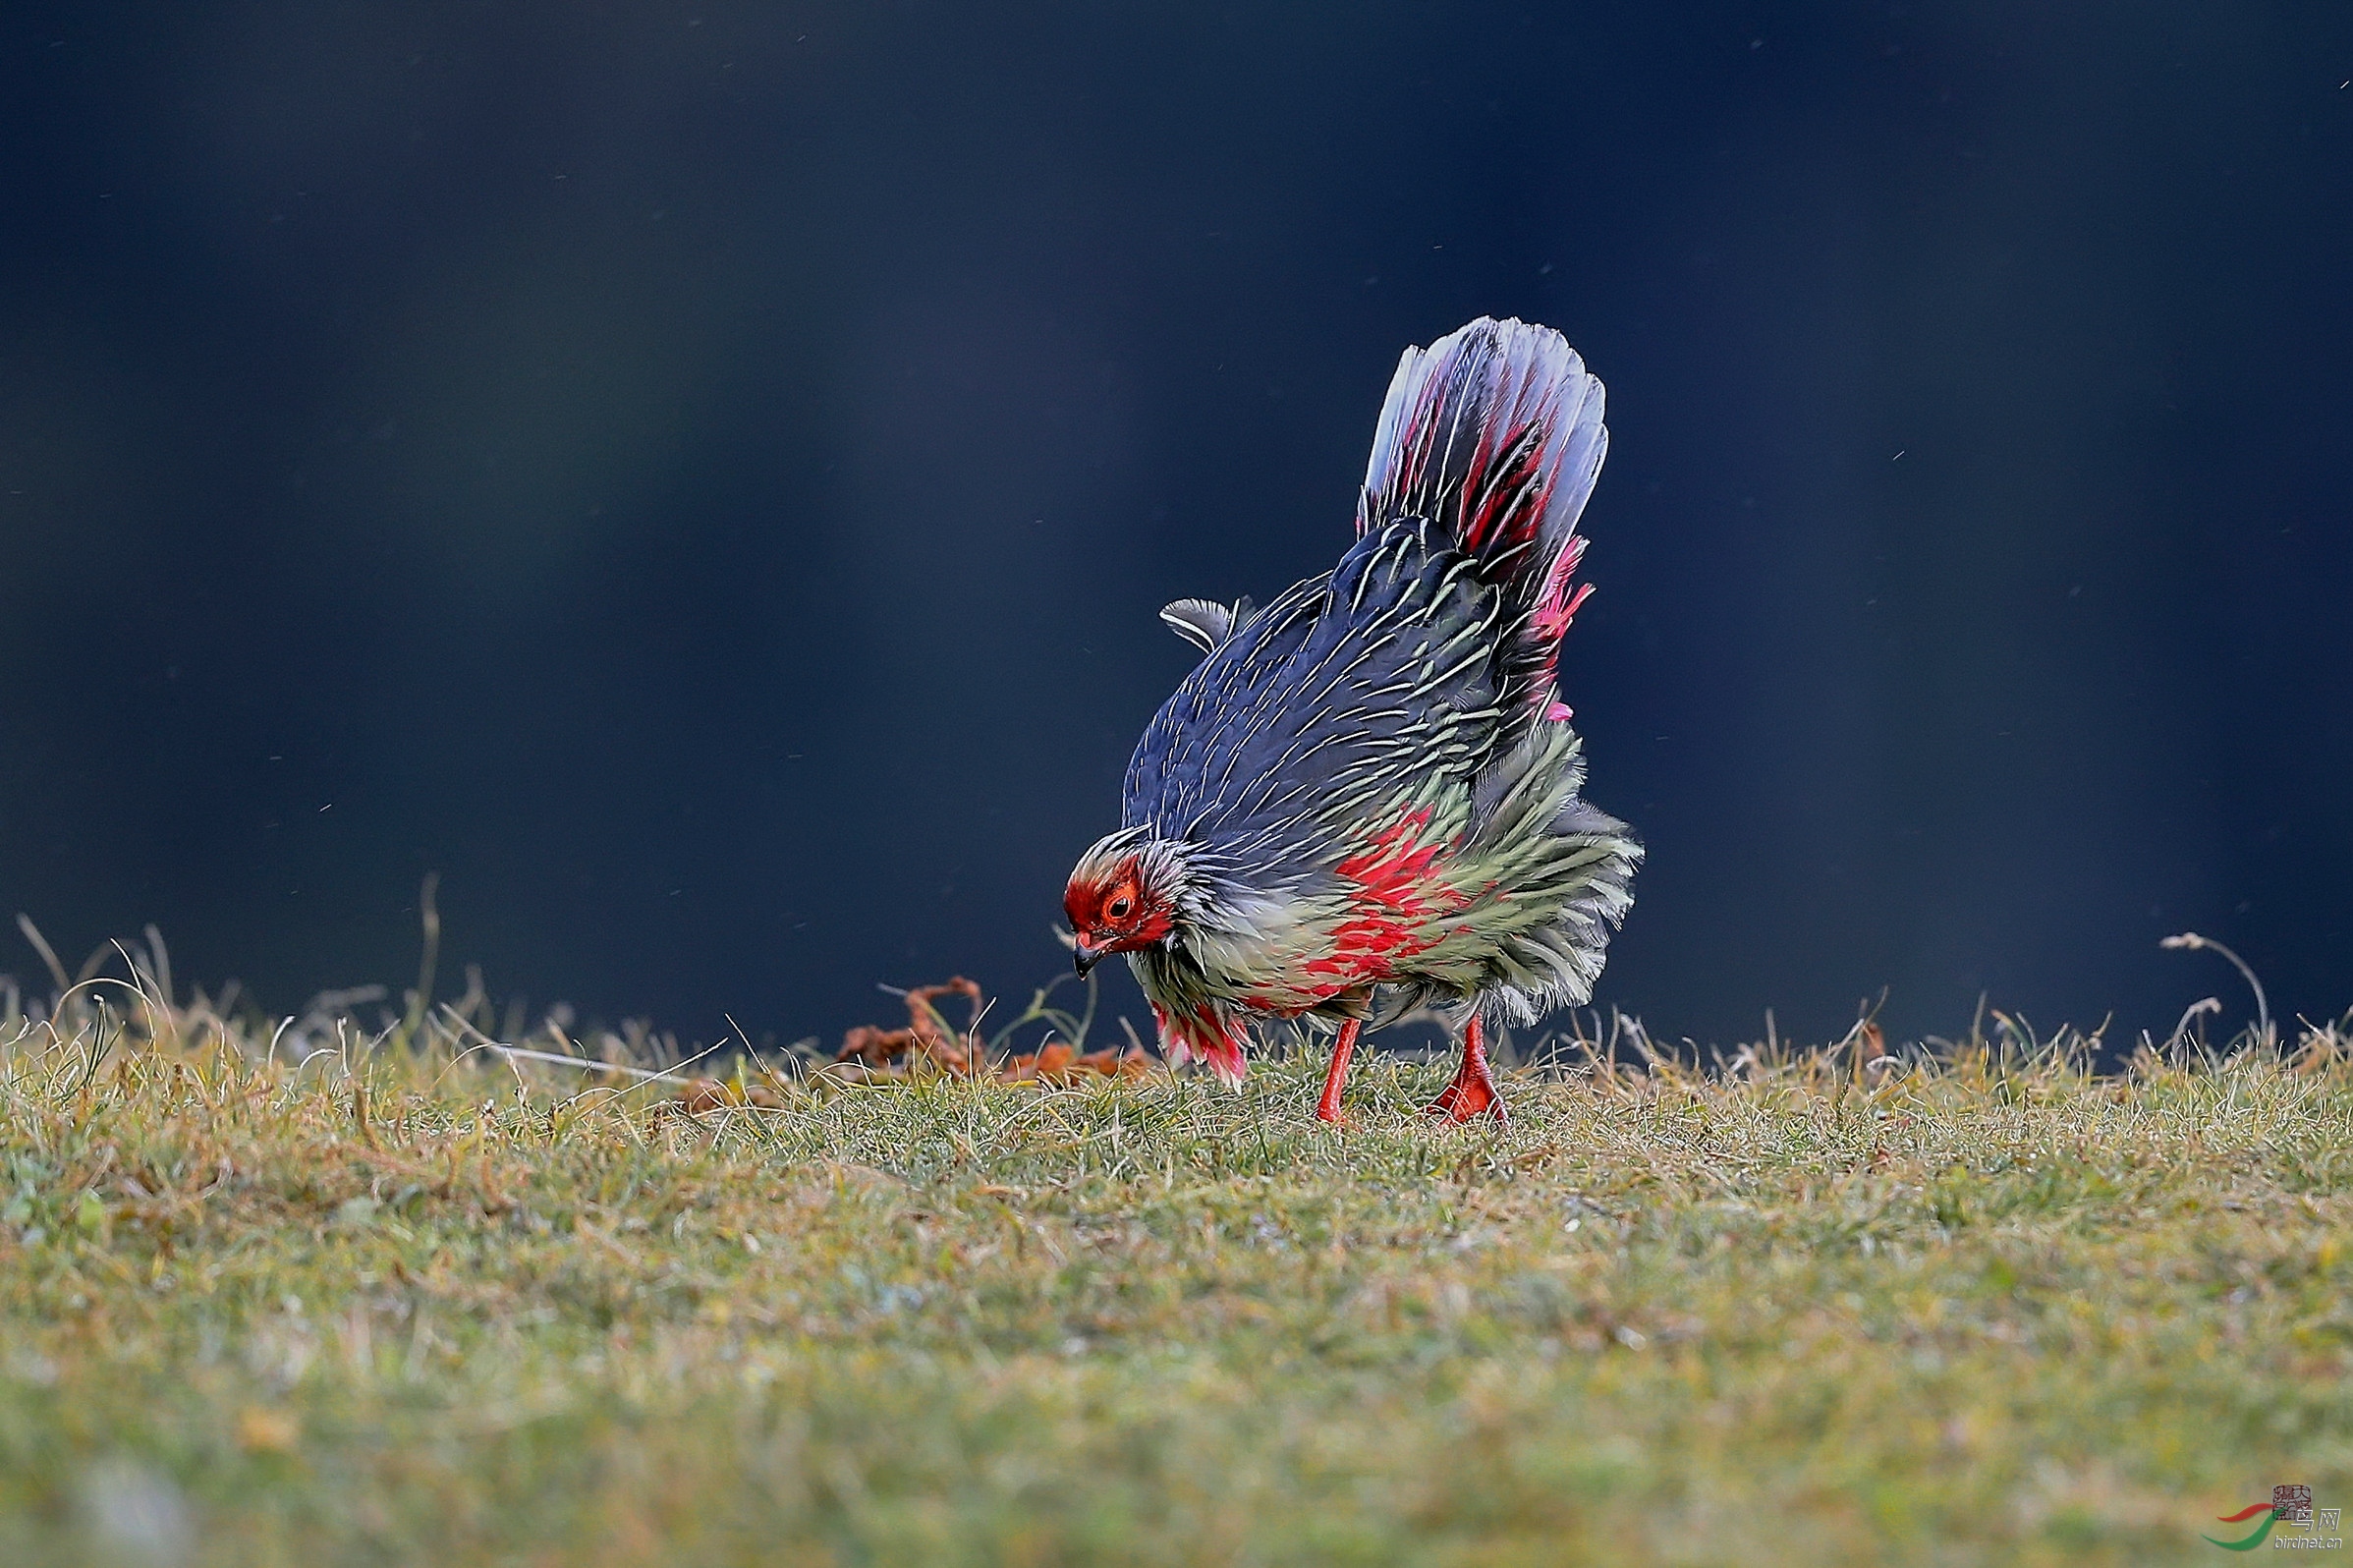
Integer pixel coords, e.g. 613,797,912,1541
1427,1014,1508,1126
1314,1018,1363,1124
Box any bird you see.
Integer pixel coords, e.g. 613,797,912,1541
1063,317,1641,1125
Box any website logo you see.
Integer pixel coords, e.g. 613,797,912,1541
2204,1485,2342,1551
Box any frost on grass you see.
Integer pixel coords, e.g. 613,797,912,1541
0,944,2348,1567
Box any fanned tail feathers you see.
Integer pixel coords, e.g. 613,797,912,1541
1356,317,1606,725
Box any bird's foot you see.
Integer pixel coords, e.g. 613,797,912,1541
1424,1073,1508,1126
1424,1017,1508,1126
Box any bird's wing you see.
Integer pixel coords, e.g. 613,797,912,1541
1123,520,1504,868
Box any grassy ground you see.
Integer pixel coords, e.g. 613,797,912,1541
1,973,2349,1566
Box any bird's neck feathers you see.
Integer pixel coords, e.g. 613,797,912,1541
1130,836,1260,936
1075,829,1297,952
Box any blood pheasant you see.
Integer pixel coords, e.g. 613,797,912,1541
1064,317,1641,1124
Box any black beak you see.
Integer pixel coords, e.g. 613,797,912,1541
1073,942,1102,977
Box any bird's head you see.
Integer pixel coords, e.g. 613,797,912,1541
1064,829,1182,975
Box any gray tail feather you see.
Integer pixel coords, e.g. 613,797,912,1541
1357,316,1608,726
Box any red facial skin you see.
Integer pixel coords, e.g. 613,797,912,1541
1064,859,1173,968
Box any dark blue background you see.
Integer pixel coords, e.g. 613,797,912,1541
3,3,2347,1051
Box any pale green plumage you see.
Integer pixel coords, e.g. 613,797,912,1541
1125,720,1638,1036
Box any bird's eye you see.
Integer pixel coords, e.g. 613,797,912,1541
1107,896,1134,921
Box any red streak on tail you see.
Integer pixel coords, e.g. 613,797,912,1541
1529,537,1592,724
1459,421,1549,557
